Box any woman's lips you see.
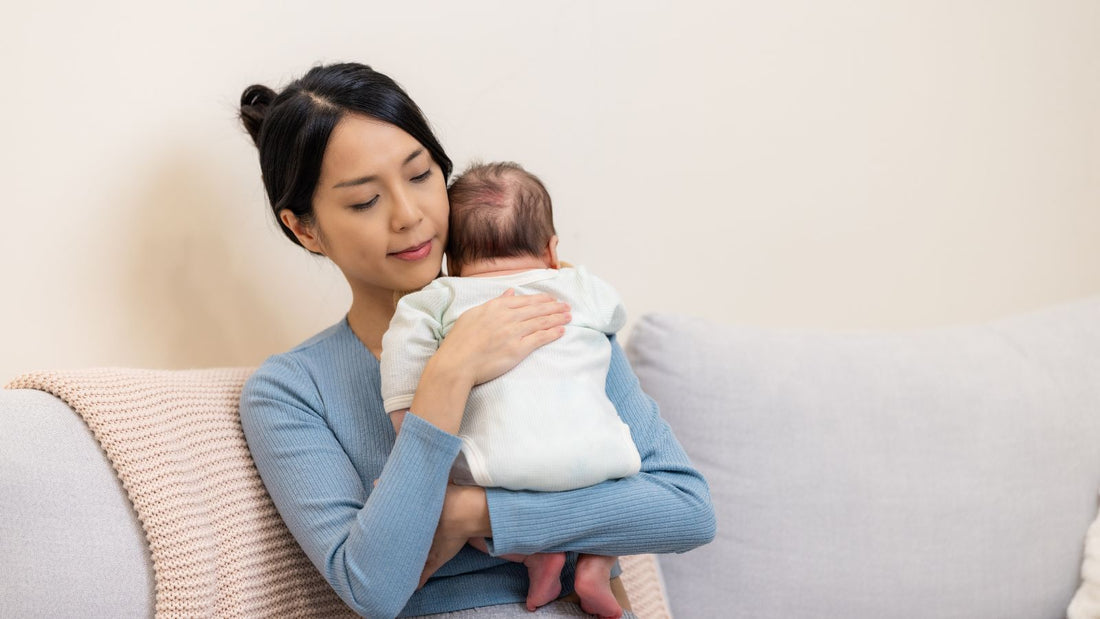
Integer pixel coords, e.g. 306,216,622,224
389,239,432,261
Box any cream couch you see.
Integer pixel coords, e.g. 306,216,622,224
4,296,1100,617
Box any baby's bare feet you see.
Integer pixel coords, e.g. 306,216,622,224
573,554,622,619
522,552,566,611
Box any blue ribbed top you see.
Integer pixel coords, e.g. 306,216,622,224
239,317,715,617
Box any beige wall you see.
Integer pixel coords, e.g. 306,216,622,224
3,1,1099,382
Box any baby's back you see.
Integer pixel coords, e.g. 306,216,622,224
436,267,639,491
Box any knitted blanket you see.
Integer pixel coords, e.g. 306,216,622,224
6,368,670,619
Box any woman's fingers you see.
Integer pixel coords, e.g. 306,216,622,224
495,292,570,345
510,303,570,329
496,294,570,320
520,324,567,351
518,310,571,335
419,486,489,588
419,534,466,588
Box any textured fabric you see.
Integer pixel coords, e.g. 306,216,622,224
5,368,356,618
380,266,638,491
625,296,1100,619
241,316,715,617
0,383,674,619
4,362,690,615
0,389,153,618
411,600,639,617
617,554,672,619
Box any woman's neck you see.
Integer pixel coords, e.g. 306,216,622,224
346,287,398,359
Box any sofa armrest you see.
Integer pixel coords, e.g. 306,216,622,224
0,389,153,618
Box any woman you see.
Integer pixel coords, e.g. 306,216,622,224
238,62,715,618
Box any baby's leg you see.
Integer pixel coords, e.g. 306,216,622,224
521,552,566,611
467,537,566,611
573,554,622,619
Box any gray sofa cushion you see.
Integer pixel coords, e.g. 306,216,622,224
625,297,1100,619
0,389,153,618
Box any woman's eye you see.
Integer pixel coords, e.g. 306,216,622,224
411,169,432,182
351,195,379,210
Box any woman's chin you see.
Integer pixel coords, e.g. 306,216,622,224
398,259,444,290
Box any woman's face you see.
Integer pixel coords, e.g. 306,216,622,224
291,113,449,301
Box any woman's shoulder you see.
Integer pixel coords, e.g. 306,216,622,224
286,318,353,355
243,317,375,407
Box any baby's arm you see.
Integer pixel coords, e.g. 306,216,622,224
380,285,448,417
382,288,441,463
572,267,627,335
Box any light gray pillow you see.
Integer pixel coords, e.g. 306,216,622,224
625,297,1100,619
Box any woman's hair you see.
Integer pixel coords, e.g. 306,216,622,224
445,161,555,272
239,62,453,251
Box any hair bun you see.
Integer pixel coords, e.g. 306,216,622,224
239,84,277,146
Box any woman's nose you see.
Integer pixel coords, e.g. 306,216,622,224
390,187,423,231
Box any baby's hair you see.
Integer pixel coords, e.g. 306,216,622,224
446,161,556,272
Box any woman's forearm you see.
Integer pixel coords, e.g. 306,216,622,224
408,351,475,435
241,356,466,618
484,440,716,556
483,336,716,557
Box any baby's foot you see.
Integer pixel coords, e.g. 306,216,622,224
574,555,622,619
523,552,566,611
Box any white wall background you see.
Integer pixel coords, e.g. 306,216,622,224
2,0,1098,381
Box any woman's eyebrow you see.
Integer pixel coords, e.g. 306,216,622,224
332,148,425,189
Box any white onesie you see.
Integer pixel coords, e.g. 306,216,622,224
379,266,642,492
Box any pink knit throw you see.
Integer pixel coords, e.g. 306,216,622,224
6,367,670,618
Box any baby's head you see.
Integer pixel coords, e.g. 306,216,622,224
445,161,558,276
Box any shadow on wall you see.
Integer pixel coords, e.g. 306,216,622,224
118,145,292,369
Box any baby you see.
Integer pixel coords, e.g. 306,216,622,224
380,161,640,618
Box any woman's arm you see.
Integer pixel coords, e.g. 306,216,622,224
241,355,466,618
241,293,570,617
482,336,717,557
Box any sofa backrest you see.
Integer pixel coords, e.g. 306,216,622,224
626,296,1100,618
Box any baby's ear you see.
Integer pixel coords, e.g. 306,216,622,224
546,235,560,269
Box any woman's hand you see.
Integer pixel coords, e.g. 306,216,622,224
440,290,571,387
419,484,491,588
409,290,570,434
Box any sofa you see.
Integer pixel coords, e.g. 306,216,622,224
3,295,1100,618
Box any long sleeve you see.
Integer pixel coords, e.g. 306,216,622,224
240,354,463,618
380,285,449,413
483,336,717,556
573,267,628,335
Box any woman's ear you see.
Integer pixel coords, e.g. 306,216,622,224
279,209,325,255
546,235,560,269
